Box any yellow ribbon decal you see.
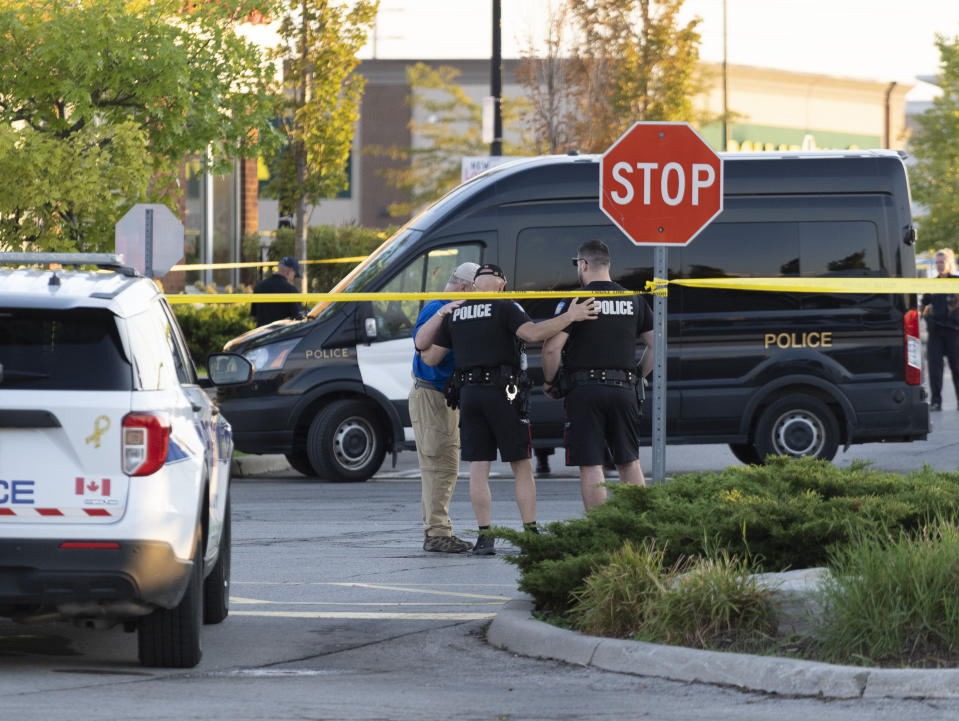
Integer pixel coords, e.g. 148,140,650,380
85,415,111,448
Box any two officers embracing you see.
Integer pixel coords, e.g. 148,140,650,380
412,242,654,556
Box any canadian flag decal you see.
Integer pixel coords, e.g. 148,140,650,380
75,477,111,496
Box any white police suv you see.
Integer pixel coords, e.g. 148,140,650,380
0,253,252,668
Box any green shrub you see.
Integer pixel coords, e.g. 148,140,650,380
494,457,959,613
173,301,256,368
648,548,775,648
568,541,774,648
816,518,959,667
264,224,394,292
569,540,674,638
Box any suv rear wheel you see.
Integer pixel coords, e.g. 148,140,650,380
754,395,839,462
203,492,231,624
138,530,203,668
306,400,386,483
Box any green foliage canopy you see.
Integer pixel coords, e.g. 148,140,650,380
908,33,959,253
0,0,280,252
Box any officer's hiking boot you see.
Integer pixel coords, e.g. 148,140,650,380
471,534,496,556
423,535,473,553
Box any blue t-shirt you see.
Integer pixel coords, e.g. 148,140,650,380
412,300,455,391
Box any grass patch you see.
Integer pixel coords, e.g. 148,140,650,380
567,540,775,648
816,517,959,667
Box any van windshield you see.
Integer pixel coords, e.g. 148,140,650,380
307,228,424,320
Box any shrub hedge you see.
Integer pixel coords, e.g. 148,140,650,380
494,457,959,613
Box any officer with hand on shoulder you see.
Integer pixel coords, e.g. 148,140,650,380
420,263,598,555
541,240,654,509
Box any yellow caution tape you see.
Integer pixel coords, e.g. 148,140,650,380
165,288,646,305
168,256,367,272
661,277,954,294
164,276,950,305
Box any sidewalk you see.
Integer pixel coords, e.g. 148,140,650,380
488,596,959,699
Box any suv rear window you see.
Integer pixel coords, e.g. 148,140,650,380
0,307,132,390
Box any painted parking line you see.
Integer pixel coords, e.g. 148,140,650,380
231,610,496,620
232,596,501,607
228,582,510,620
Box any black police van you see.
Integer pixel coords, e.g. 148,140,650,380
219,151,929,480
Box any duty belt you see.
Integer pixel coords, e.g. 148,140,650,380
457,366,519,385
569,368,636,386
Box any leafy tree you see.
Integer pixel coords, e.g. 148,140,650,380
908,34,959,253
262,0,378,290
0,0,280,252
517,0,706,154
367,62,529,218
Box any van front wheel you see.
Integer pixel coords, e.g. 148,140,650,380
729,443,762,465
306,400,386,482
754,395,839,462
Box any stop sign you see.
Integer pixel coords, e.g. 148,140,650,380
600,122,723,246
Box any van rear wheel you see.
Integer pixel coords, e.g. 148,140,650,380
306,400,386,482
729,443,762,465
754,395,839,462
285,450,318,478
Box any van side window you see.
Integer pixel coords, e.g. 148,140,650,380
800,221,879,276
371,243,482,341
514,226,653,319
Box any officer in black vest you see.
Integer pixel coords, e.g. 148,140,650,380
542,240,654,509
421,263,598,555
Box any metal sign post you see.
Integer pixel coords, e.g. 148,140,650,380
652,246,668,483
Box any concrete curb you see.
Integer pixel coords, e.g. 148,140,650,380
488,598,959,699
230,454,291,478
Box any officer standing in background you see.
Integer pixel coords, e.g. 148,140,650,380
251,256,303,326
421,263,598,555
409,261,479,553
921,248,959,411
542,240,654,509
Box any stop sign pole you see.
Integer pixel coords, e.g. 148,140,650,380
599,122,723,482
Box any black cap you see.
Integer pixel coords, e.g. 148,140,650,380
474,263,506,281
279,256,301,278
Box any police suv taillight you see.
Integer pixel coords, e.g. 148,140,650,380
121,413,171,476
904,309,921,386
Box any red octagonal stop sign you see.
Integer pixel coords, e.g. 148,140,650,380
600,122,723,246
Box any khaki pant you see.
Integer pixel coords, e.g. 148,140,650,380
409,383,460,537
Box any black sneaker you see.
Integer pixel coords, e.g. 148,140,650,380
535,460,550,474
423,535,473,553
931,402,943,411
471,535,496,556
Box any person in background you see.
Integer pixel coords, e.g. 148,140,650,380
921,248,959,411
410,262,479,553
251,256,303,327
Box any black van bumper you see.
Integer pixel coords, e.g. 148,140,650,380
219,394,297,454
845,384,929,443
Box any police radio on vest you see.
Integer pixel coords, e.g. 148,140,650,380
452,303,492,322
609,162,716,207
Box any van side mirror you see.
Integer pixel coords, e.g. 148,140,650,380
357,300,377,342
207,353,254,386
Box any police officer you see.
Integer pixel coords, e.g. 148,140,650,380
421,263,598,555
251,256,303,326
542,240,654,509
921,248,959,411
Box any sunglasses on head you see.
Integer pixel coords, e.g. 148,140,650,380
571,257,588,267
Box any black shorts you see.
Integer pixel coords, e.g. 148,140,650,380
564,384,641,466
459,385,531,463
